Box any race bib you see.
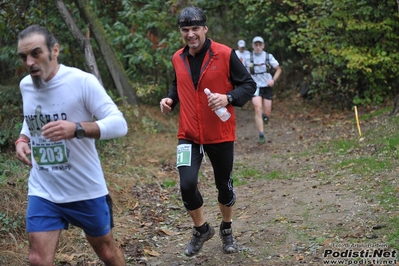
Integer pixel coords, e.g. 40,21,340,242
176,144,192,167
31,137,68,166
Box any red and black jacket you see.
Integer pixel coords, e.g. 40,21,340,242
168,39,256,144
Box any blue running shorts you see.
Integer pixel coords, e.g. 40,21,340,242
26,195,114,237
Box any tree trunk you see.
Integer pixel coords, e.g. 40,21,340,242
390,94,399,116
74,0,137,106
392,1,399,115
54,0,103,85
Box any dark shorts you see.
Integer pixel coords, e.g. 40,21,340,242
26,195,114,237
256,87,273,100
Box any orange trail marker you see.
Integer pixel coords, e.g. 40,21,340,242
354,106,362,137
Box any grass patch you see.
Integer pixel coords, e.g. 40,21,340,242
334,157,391,175
162,179,177,188
377,182,399,210
234,165,290,182
386,216,399,250
359,107,392,120
233,163,263,185
319,139,358,154
371,107,392,117
264,170,282,180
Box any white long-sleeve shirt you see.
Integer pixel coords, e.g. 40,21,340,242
19,64,128,203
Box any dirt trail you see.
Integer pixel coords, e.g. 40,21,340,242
142,95,379,266
3,93,393,266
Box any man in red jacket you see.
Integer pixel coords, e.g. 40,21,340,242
160,6,256,256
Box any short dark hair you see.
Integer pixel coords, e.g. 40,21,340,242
177,6,207,27
18,25,58,53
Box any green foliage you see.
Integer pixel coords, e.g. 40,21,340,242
106,89,127,105
95,138,123,161
1,0,399,109
289,0,399,107
0,85,23,151
141,116,159,134
0,1,88,80
0,157,27,235
105,0,182,103
0,211,24,232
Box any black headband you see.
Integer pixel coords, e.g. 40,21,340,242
178,20,206,28
177,7,207,28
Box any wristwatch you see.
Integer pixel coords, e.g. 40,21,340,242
227,94,234,105
74,122,85,139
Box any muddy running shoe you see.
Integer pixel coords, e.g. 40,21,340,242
258,135,265,144
262,113,269,124
219,228,237,254
184,224,215,256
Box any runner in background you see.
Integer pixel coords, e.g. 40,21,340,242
235,39,250,66
246,36,282,144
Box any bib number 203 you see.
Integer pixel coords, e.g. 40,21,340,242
32,145,68,165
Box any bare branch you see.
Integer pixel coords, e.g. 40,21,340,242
53,0,103,85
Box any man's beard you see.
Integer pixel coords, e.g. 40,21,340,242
32,76,46,89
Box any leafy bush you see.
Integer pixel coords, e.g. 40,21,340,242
105,0,182,101
0,212,24,233
0,85,23,152
290,0,399,107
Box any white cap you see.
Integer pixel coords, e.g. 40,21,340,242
252,36,264,43
237,40,246,47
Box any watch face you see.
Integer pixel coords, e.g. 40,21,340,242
75,123,85,139
76,130,85,139
228,95,233,103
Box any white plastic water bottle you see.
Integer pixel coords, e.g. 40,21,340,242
204,88,231,122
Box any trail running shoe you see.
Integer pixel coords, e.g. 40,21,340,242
262,114,269,124
184,223,215,256
258,135,265,144
219,228,238,254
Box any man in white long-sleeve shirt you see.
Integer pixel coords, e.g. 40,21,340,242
15,25,127,266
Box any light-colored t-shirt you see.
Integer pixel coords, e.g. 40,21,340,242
19,64,128,203
235,50,250,65
244,51,279,88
